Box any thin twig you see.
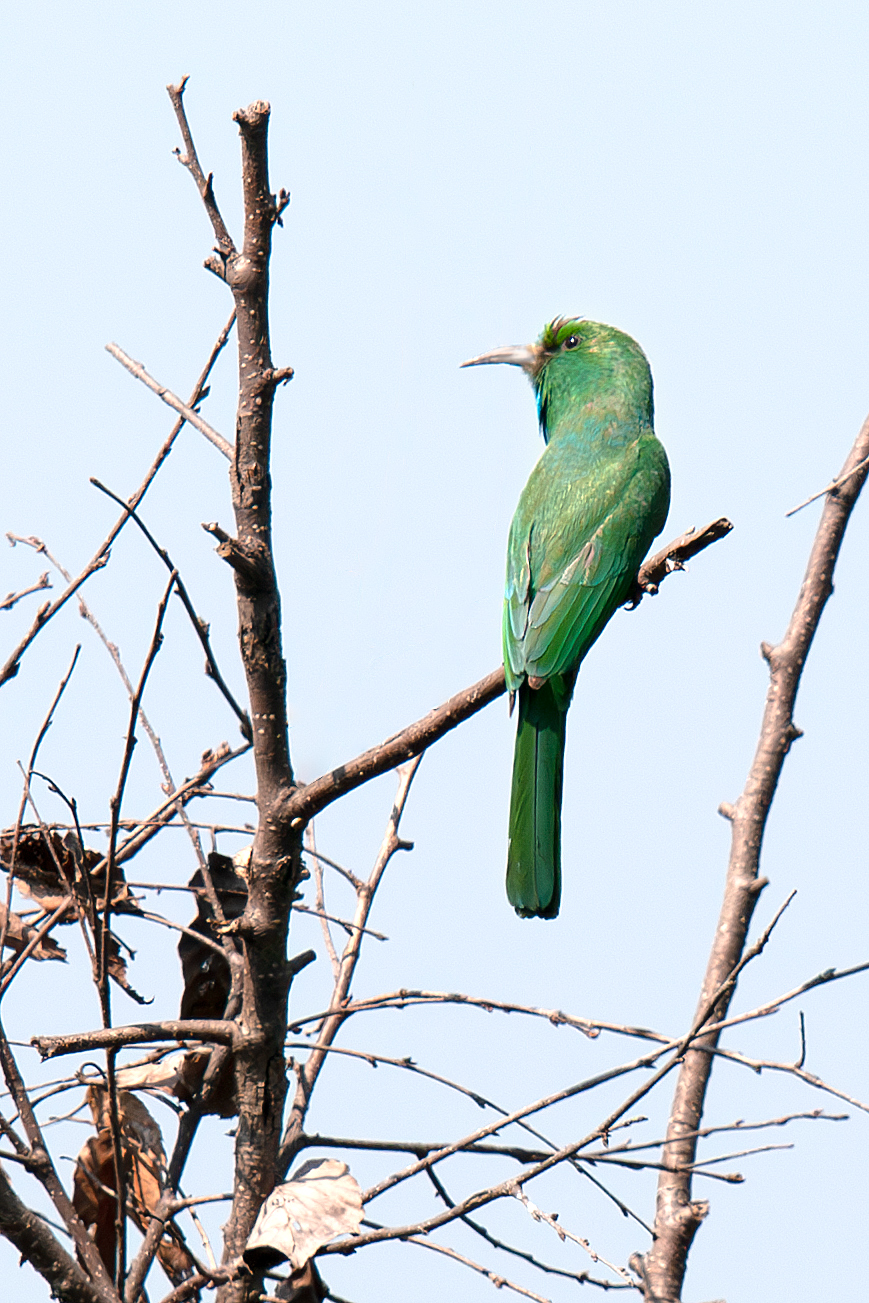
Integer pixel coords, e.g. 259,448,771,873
279,760,422,1175
642,405,869,1299
786,452,869,516
88,479,251,741
515,1189,635,1287
398,1229,553,1301
425,1165,632,1290
288,988,660,1045
0,574,51,611
0,647,81,968
0,1020,117,1299
105,344,233,458
1,310,235,690
305,824,339,980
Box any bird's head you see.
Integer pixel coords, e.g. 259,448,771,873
461,316,652,435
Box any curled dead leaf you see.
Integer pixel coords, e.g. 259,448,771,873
73,1086,195,1285
0,902,66,962
243,1159,363,1272
178,852,246,1021
0,827,137,915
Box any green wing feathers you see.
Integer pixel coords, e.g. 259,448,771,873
502,432,670,920
506,681,566,920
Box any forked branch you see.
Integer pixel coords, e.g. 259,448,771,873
640,411,869,1300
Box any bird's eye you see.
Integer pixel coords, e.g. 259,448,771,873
564,335,580,349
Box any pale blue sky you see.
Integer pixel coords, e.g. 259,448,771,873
2,3,868,1299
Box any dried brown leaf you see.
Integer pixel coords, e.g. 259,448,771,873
0,902,66,961
0,826,137,915
178,852,246,1021
243,1159,363,1272
75,1087,195,1285
104,930,150,1005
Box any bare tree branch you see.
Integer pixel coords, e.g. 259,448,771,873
32,1021,236,1060
1,311,235,690
632,518,732,599
392,1226,554,1302
105,344,234,460
167,77,237,268
279,759,422,1176
0,1161,104,1303
165,87,300,1298
87,478,252,741
0,573,51,612
288,988,664,1045
282,518,731,825
0,1023,118,1299
640,408,869,1301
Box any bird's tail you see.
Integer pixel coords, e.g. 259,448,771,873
506,681,566,919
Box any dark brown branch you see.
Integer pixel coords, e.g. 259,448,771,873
167,77,237,265
1,312,235,691
283,519,730,825
201,521,272,590
167,87,299,1292
632,517,733,598
0,1023,118,1299
640,411,869,1301
89,479,252,740
286,671,505,824
32,1020,237,1061
0,1162,104,1303
111,742,250,869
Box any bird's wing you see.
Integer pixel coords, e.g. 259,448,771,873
521,514,635,680
504,442,666,688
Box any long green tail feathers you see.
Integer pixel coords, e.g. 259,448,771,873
506,682,566,919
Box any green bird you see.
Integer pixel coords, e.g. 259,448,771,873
463,317,670,919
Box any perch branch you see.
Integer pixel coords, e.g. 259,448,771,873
283,518,730,824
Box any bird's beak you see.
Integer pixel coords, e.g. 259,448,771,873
460,343,540,372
